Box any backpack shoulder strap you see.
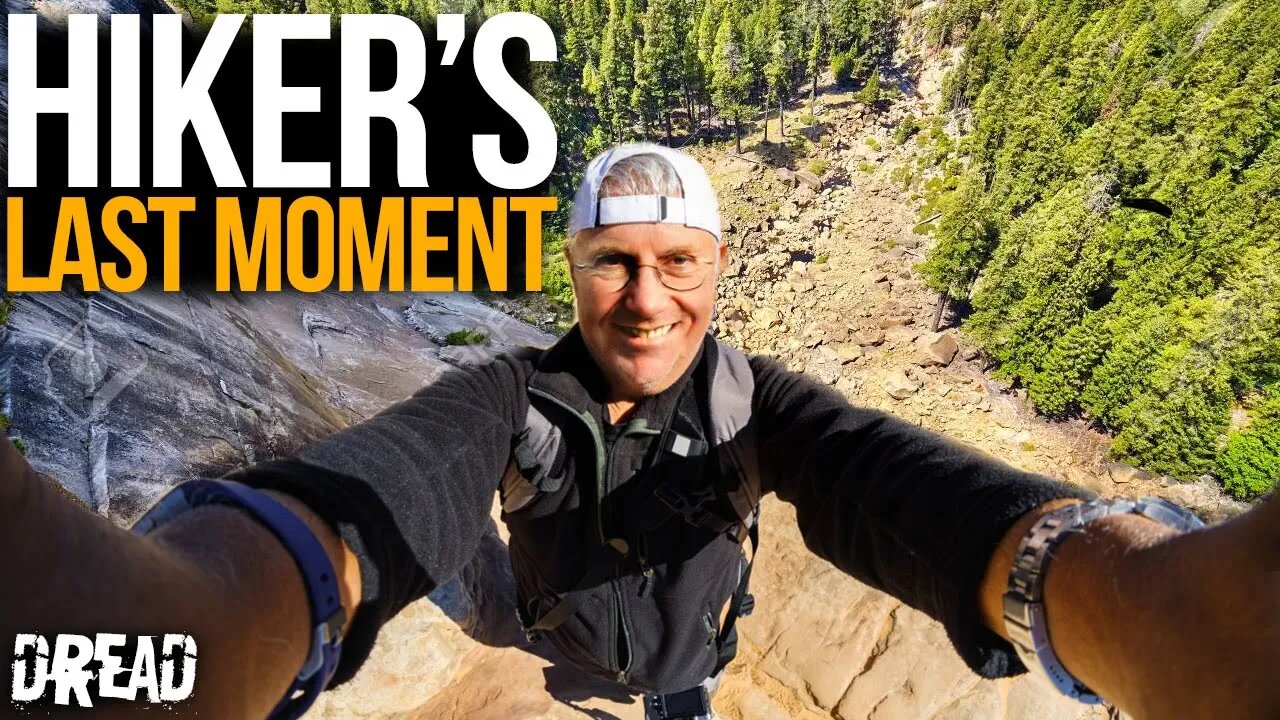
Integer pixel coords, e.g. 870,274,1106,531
706,341,762,673
709,340,760,534
500,346,564,514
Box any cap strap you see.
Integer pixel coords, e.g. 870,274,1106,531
597,195,688,225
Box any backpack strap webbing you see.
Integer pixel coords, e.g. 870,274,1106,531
714,512,758,675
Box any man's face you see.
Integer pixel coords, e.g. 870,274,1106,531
569,223,727,401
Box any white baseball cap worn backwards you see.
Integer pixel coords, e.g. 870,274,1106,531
568,143,723,244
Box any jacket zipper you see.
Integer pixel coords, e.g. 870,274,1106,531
526,389,656,683
606,419,659,684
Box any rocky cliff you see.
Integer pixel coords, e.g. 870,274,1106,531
2,3,1242,719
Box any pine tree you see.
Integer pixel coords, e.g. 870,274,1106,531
599,0,636,139
636,0,684,143
806,14,826,110
710,4,750,152
679,0,704,132
762,0,797,139
631,36,652,136
858,67,880,104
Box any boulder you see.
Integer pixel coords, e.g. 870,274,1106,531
884,370,922,400
915,332,960,367
835,344,864,364
754,307,782,328
1104,462,1154,485
776,167,797,186
879,315,913,328
1160,477,1251,522
796,169,823,190
854,327,886,346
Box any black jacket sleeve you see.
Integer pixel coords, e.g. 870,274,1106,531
749,355,1092,678
227,357,529,684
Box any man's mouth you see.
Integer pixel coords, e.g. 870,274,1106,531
618,323,675,339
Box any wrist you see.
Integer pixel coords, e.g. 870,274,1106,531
1040,513,1176,690
138,485,347,718
980,498,1082,639
147,503,315,717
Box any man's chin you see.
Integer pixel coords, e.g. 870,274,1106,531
606,357,682,399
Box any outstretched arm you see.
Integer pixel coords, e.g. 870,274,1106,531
752,355,1280,717
2,353,530,714
750,354,1087,676
0,436,360,716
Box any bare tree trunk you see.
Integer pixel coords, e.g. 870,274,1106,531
811,72,818,108
931,291,950,332
779,95,785,136
763,103,769,143
735,116,742,153
665,111,673,145
684,83,696,133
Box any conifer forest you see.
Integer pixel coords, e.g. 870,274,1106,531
171,0,1279,500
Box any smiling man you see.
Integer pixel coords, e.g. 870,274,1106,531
4,144,1279,720
569,148,729,416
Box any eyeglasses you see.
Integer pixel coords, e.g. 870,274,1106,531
571,252,716,292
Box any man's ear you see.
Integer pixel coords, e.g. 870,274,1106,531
563,242,576,288
717,241,729,269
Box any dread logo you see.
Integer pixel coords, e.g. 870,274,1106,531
10,633,197,708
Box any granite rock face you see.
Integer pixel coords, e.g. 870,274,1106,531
2,290,550,522
1,290,569,717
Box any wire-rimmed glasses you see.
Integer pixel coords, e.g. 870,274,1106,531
571,252,716,292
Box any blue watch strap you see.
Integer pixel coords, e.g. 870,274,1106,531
132,479,345,719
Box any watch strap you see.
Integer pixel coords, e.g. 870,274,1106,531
1002,496,1203,704
132,479,345,719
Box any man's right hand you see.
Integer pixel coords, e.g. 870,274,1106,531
0,436,360,717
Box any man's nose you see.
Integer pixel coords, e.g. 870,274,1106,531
623,266,669,317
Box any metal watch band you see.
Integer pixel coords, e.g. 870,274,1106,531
132,479,346,720
1002,496,1204,704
